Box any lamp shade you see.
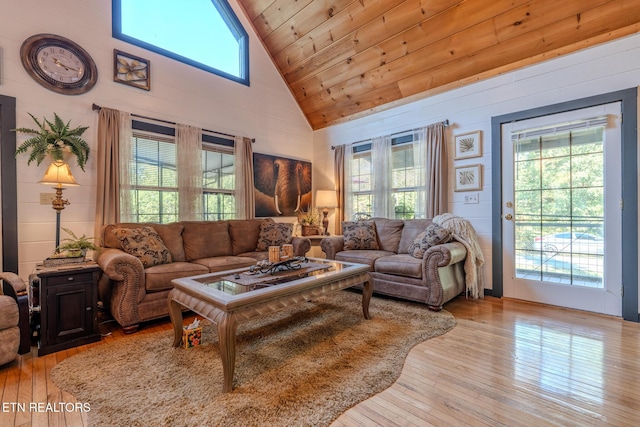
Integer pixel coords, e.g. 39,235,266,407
39,161,79,186
315,190,337,208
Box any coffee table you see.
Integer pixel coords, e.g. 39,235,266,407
168,258,372,392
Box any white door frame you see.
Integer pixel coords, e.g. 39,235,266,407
491,89,639,321
501,103,621,316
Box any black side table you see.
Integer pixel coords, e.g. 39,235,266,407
33,263,101,356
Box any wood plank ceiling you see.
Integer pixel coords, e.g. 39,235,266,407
237,0,640,130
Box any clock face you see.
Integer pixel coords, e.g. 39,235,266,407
36,46,86,84
21,34,98,95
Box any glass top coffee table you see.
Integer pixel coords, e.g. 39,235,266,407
168,257,372,392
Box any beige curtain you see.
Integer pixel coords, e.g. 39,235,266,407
177,124,203,221
372,135,394,218
425,122,447,217
235,136,255,219
414,127,427,218
333,145,346,234
119,114,133,222
94,108,131,238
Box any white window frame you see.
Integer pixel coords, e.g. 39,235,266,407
348,133,422,220
127,121,236,223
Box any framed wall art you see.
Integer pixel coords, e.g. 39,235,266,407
454,130,482,159
253,153,312,217
114,49,150,91
454,164,482,192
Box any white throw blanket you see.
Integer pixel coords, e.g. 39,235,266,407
433,213,485,299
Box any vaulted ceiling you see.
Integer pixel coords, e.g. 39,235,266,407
236,0,640,130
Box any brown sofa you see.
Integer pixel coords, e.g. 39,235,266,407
95,219,311,333
321,218,466,310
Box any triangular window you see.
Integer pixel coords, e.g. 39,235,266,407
112,0,249,85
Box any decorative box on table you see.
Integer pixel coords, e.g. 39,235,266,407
42,255,86,267
182,326,202,348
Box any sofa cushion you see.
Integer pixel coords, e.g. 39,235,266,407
256,222,293,251
342,221,379,250
335,250,394,268
103,222,186,262
238,251,269,262
182,221,232,261
229,219,270,255
191,256,258,273
371,218,405,253
408,224,451,259
375,254,423,279
398,219,434,254
144,262,209,292
112,226,172,268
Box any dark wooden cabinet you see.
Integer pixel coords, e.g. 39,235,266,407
36,264,101,356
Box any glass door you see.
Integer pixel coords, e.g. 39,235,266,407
502,103,622,316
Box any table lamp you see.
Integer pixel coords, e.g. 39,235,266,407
315,190,338,236
39,161,79,251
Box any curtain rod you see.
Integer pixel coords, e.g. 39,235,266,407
330,119,450,150
91,103,255,143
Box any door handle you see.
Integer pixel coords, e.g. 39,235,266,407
505,214,513,220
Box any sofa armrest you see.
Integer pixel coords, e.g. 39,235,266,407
94,248,146,327
292,236,311,257
424,241,467,266
0,273,30,355
320,236,344,259
422,241,467,308
0,272,27,296
95,248,144,282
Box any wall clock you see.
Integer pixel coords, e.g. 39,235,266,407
20,33,98,95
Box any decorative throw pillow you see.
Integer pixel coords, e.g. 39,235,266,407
342,220,380,250
408,224,451,259
112,226,172,268
255,222,293,251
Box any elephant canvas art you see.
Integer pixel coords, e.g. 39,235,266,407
253,153,312,217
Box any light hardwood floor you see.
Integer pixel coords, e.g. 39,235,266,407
1,296,639,426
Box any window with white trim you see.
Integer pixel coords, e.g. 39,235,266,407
349,134,421,220
127,121,236,223
130,133,178,223
202,144,235,220
391,141,419,219
350,147,373,220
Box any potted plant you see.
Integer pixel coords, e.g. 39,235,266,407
298,207,322,236
13,112,90,171
55,228,100,258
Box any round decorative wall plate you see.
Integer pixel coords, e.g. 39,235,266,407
20,33,98,95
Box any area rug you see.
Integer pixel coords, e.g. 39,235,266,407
51,290,456,426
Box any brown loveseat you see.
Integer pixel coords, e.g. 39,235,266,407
321,218,466,310
95,219,310,333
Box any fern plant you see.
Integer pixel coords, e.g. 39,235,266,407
56,227,100,257
13,112,90,171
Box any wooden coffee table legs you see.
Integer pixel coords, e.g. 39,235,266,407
362,278,372,320
168,296,186,348
168,280,372,393
217,313,238,393
168,291,239,392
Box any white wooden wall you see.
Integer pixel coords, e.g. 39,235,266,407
0,0,313,277
314,32,640,310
